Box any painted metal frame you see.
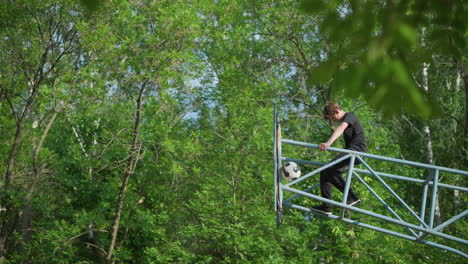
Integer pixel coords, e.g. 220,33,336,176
273,105,282,227
273,108,468,258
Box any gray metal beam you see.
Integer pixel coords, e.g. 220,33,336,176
282,157,468,192
284,202,467,258
281,139,468,176
282,186,468,245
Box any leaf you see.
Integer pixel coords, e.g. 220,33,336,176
307,59,337,84
397,23,418,46
80,0,103,11
335,65,362,97
330,17,354,43
450,31,466,53
366,40,386,63
392,60,413,88
321,11,341,36
299,0,326,14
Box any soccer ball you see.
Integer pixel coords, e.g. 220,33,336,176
281,162,301,182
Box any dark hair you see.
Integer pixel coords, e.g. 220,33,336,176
323,102,341,118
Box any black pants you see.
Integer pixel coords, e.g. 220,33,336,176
320,149,364,207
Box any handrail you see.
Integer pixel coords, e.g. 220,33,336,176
281,139,468,176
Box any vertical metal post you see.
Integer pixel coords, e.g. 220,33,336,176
429,169,439,229
273,105,278,213
340,155,355,219
418,175,430,237
274,105,283,227
418,169,440,241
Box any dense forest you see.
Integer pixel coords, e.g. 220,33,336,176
0,0,466,263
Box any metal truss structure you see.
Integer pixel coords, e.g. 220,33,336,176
273,107,468,258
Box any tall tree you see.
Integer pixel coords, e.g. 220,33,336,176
0,0,79,259
76,1,206,262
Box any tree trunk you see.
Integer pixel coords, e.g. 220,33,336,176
421,62,441,225
0,3,77,260
106,83,145,264
460,65,468,168
0,83,40,260
22,111,57,248
453,62,467,210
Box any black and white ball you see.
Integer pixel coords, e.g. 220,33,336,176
281,162,301,182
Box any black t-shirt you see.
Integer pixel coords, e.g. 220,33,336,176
342,112,366,151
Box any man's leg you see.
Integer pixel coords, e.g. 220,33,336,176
328,154,361,205
319,171,334,201
312,153,348,214
329,167,360,204
313,153,360,215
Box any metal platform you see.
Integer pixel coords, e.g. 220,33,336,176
273,106,468,258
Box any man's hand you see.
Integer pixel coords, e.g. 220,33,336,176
319,142,331,151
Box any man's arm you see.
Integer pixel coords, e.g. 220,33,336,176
319,122,349,151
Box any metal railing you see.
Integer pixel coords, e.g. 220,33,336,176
273,106,468,258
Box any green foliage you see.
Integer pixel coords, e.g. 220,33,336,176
300,0,465,118
0,0,466,263
80,0,105,11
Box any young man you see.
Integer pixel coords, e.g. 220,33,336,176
311,102,366,215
